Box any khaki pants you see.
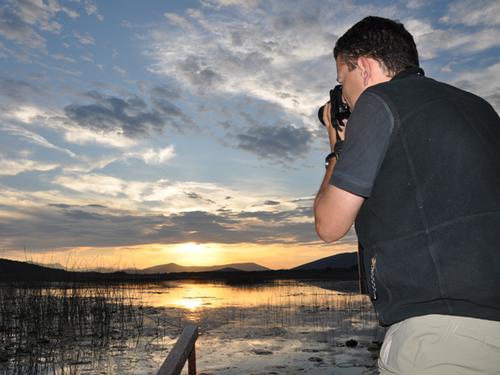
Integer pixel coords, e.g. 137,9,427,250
378,314,500,374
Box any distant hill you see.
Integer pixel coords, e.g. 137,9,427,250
138,262,269,274
0,258,357,283
0,258,69,280
293,252,358,271
0,258,171,282
28,261,66,270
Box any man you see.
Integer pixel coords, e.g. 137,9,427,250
314,16,500,374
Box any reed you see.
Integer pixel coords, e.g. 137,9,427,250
0,282,147,375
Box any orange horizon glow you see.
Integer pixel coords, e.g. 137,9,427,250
3,241,358,271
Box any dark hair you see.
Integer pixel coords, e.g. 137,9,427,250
334,16,419,76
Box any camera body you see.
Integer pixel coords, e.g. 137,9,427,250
318,85,351,130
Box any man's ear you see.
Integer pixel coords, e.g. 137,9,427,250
356,56,371,86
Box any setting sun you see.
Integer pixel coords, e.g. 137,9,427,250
168,242,224,266
176,242,205,255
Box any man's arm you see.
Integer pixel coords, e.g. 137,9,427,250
314,91,394,243
314,101,365,242
314,158,364,242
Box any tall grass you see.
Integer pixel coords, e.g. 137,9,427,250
0,282,148,375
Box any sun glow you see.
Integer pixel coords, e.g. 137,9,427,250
176,242,204,254
168,242,223,266
178,298,203,310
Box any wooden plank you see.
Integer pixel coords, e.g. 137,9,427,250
156,325,199,375
188,345,196,375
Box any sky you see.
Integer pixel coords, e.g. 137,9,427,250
0,0,499,270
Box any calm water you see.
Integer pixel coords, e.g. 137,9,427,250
0,279,381,375
133,279,363,308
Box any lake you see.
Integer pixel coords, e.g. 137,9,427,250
0,279,382,374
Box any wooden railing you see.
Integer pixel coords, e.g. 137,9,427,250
156,325,199,375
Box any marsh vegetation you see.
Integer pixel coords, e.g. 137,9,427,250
0,280,380,374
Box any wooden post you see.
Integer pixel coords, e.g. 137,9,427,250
188,343,196,375
156,325,199,375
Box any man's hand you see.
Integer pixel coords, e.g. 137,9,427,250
322,101,346,151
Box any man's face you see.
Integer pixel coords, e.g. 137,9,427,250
335,57,365,109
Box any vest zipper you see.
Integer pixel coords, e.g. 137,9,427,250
370,256,377,300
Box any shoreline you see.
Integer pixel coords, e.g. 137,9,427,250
0,257,358,283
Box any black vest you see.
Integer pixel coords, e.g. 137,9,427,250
355,69,500,326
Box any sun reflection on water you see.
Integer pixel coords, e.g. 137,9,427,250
177,297,204,310
137,280,364,312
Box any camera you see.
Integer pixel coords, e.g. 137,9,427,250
318,85,351,130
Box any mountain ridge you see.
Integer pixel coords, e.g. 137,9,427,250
292,252,358,270
137,262,269,274
1,252,358,278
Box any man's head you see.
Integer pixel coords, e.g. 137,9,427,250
334,16,419,108
334,16,419,76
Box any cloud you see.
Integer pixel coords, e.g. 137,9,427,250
0,115,322,250
452,62,500,112
83,0,103,21
126,145,176,165
112,66,126,75
264,200,280,206
151,96,183,118
55,173,129,197
0,158,59,176
405,0,431,9
0,78,44,104
146,2,340,118
164,12,193,29
0,123,76,157
0,193,320,250
47,174,259,215
9,0,63,33
151,85,181,100
73,31,95,45
441,0,500,27
0,0,80,51
404,19,500,60
176,55,226,90
5,105,46,123
62,126,137,148
52,52,76,63
236,123,312,160
64,91,186,139
144,0,405,168
200,0,262,9
0,5,46,49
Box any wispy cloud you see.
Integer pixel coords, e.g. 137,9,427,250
452,62,500,110
62,126,137,148
83,0,103,21
73,31,95,45
408,21,500,59
126,145,176,165
0,0,77,50
0,5,46,49
0,158,59,176
441,0,500,27
1,123,76,157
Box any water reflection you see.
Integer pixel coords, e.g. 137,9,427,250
0,280,379,375
137,280,363,311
